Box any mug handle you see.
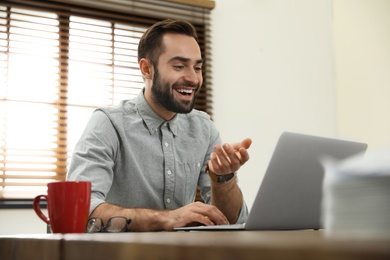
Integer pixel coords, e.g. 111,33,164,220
33,195,50,225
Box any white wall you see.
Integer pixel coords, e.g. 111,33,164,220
213,0,390,210
212,0,337,209
0,209,48,235
333,0,390,150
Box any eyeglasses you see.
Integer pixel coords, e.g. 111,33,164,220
86,216,132,233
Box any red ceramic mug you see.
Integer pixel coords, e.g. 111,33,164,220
33,181,91,233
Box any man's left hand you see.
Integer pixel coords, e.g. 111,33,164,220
208,138,252,175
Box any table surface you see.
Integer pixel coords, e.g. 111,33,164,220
1,230,390,260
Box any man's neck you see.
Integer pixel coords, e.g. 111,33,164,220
143,88,176,121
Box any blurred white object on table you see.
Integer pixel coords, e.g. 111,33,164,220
322,148,390,238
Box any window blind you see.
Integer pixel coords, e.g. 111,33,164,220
0,0,212,199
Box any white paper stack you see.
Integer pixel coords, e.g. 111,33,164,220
322,148,390,238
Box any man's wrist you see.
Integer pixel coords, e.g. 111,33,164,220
205,163,236,183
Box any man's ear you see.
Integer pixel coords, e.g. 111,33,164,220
139,58,153,80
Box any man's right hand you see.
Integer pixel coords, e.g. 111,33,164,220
163,201,229,230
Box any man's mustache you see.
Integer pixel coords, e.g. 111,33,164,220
172,81,200,89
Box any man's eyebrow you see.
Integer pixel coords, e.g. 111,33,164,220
168,56,203,64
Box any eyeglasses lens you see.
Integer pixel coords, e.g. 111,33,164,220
106,217,128,232
86,218,102,233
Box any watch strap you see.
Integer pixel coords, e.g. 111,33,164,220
205,164,235,183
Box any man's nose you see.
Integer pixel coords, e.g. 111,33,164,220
184,68,201,85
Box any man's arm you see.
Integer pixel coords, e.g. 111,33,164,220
210,176,243,223
207,138,252,223
90,201,230,231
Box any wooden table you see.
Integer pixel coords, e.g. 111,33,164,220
1,230,390,260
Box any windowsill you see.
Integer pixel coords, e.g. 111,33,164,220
0,199,47,209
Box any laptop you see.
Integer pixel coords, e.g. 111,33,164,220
174,132,367,231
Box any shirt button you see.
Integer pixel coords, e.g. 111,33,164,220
166,198,171,203
164,142,169,147
197,162,201,168
167,170,172,175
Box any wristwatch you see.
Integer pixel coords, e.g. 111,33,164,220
205,164,235,183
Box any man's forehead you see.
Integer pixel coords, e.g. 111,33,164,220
161,33,202,60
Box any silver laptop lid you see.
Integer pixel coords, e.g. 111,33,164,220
245,132,367,230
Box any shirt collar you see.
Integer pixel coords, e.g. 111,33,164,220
168,114,178,136
136,89,178,137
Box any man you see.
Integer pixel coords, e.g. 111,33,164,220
67,19,252,231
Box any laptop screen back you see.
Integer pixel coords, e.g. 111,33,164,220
245,132,367,230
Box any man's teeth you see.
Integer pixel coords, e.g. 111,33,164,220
177,89,193,94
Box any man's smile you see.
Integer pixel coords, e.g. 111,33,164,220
176,88,193,95
174,87,197,101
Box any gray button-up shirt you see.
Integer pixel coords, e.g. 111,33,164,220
67,90,248,224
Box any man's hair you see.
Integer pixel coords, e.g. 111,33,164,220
137,19,199,67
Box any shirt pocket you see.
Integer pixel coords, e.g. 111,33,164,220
175,160,203,205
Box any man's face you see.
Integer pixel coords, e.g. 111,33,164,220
150,33,203,114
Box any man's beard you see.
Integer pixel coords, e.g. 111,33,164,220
151,68,200,114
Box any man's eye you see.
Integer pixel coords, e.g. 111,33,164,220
174,66,184,70
195,67,202,72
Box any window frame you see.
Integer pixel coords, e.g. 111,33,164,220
0,0,212,202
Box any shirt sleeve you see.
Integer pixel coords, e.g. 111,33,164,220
66,110,119,215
